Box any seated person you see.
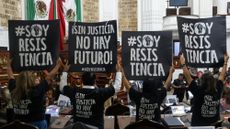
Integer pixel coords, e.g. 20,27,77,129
59,62,122,129
122,67,174,122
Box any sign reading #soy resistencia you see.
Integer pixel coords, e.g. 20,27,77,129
177,16,226,68
122,31,172,80
8,20,60,71
68,20,117,72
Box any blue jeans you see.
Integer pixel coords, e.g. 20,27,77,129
31,120,47,129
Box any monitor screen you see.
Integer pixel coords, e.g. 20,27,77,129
170,0,188,6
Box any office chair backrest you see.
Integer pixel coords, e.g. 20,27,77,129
105,103,130,129
125,119,167,129
0,120,38,129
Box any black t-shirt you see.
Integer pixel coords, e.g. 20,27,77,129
63,86,115,129
129,86,166,122
173,79,187,93
189,80,223,126
8,79,48,122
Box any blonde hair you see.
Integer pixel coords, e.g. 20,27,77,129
11,71,36,103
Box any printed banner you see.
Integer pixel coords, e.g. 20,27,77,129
9,20,60,71
177,16,226,68
68,20,117,72
122,31,172,80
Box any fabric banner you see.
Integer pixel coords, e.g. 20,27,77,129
8,20,60,71
26,0,82,50
68,20,117,72
177,16,226,68
122,31,172,80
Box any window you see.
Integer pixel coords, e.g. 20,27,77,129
173,40,181,68
173,40,181,57
169,0,188,7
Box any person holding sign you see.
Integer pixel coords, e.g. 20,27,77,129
180,54,229,126
122,66,174,122
59,61,122,129
6,58,62,129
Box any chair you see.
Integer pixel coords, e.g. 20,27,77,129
166,8,177,16
105,103,130,129
63,121,98,129
179,7,191,15
125,119,167,129
105,103,130,116
0,120,38,129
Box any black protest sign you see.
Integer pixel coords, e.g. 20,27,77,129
177,16,226,68
122,31,172,80
8,20,60,71
68,20,117,72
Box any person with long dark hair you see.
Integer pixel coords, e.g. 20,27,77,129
180,54,229,126
6,59,61,129
122,67,174,122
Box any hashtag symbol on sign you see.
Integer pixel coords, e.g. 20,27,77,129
15,26,25,36
128,36,137,47
182,23,189,33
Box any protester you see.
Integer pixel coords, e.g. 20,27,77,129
59,61,122,129
122,67,174,122
172,73,187,102
6,58,61,129
213,67,220,79
180,54,229,126
220,86,230,112
196,71,203,87
224,76,230,87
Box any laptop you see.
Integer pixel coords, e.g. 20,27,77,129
171,105,186,116
46,105,60,117
163,116,185,127
188,126,215,129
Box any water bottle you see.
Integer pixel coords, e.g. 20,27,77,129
222,117,230,129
